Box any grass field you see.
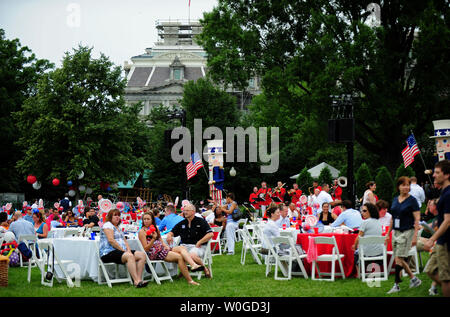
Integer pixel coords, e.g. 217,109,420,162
0,241,440,298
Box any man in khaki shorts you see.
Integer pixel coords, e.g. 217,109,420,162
425,160,450,297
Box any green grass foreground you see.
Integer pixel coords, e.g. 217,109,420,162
0,242,439,297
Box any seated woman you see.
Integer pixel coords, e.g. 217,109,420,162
319,202,337,225
33,210,49,239
64,210,78,227
138,212,200,286
352,203,383,272
261,206,281,254
99,209,148,288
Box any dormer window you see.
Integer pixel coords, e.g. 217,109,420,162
170,56,185,81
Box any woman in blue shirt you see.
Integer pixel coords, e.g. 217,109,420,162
32,210,48,239
386,176,421,294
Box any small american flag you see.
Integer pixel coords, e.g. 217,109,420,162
186,152,203,180
401,134,420,168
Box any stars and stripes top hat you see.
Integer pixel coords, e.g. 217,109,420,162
430,119,450,138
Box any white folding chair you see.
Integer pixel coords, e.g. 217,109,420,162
17,234,40,281
260,233,282,278
36,240,75,287
91,226,101,233
210,226,223,257
95,242,133,288
358,236,388,282
270,236,309,280
134,239,173,285
240,225,262,265
309,236,345,281
235,218,248,242
189,240,213,280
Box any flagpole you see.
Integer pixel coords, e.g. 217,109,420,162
410,130,434,187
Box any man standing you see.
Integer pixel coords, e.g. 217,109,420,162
288,183,302,205
316,184,340,213
166,203,213,277
425,160,450,297
60,194,72,213
257,182,272,216
249,187,261,218
409,176,426,209
158,204,184,233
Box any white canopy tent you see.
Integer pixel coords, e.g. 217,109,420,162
290,162,340,179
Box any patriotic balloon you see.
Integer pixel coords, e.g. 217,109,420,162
99,199,113,213
52,178,60,186
27,175,36,184
32,181,41,190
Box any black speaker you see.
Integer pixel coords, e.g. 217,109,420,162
328,119,338,143
338,118,355,143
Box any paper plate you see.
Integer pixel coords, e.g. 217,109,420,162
305,215,318,227
300,195,308,205
99,199,113,213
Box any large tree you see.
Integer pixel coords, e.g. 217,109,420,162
0,29,53,192
14,45,150,196
198,0,450,172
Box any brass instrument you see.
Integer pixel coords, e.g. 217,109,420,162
308,186,314,195
270,183,285,197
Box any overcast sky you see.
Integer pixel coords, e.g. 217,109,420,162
0,0,218,68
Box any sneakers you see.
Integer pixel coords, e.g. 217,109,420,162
387,284,401,294
428,287,438,296
409,277,422,288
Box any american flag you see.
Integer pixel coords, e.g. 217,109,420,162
401,134,420,168
186,152,203,180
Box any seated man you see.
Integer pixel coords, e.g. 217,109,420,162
158,204,184,233
276,204,291,228
83,208,100,228
330,200,363,229
8,211,36,242
165,203,213,277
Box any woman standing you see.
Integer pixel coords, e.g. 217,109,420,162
99,209,148,288
32,210,49,239
318,203,337,225
138,212,199,285
362,181,377,206
386,176,422,294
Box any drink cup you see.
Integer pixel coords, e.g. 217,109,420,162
313,227,319,234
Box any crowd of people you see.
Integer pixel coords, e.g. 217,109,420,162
0,160,448,295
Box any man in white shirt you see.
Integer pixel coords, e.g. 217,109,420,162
409,176,425,209
316,184,335,213
276,205,291,228
287,203,299,219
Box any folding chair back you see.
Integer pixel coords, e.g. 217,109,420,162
37,240,74,287
358,235,388,282
18,234,39,281
240,226,262,265
95,242,133,288
310,235,345,281
134,238,173,285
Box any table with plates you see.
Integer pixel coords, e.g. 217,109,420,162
37,235,178,282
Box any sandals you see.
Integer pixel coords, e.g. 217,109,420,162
135,280,149,288
191,265,205,272
204,267,212,279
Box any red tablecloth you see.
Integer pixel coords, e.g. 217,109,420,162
297,233,358,278
297,231,394,278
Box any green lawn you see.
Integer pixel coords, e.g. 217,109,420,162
0,242,439,297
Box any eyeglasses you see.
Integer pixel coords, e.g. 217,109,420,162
361,209,369,212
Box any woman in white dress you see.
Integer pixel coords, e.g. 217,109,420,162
362,181,377,207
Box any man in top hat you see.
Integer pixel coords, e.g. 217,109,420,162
431,119,450,162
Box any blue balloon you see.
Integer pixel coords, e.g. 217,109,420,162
106,186,111,191
67,180,73,186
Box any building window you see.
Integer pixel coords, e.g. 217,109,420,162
174,69,182,80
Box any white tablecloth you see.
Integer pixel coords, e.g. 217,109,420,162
48,227,80,239
37,236,178,282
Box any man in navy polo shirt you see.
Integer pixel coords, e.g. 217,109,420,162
425,160,450,297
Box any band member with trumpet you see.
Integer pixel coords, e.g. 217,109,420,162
271,181,286,205
257,182,272,215
288,183,302,205
249,187,261,218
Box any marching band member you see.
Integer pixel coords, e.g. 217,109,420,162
257,182,272,216
271,181,286,205
331,178,343,201
249,187,261,218
288,183,302,205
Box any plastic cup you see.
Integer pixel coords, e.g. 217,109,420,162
90,232,95,240
313,227,319,234
282,224,286,230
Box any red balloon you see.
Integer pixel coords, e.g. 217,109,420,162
52,178,60,186
27,175,37,184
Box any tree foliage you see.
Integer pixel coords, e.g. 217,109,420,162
355,162,373,198
14,46,150,194
198,0,450,173
0,29,53,192
318,166,333,187
296,167,314,195
375,166,394,202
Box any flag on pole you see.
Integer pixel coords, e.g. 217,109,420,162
401,134,420,168
186,152,203,180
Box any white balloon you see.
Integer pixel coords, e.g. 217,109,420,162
78,185,86,192
32,181,41,190
68,190,76,197
78,171,84,179
85,187,93,194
